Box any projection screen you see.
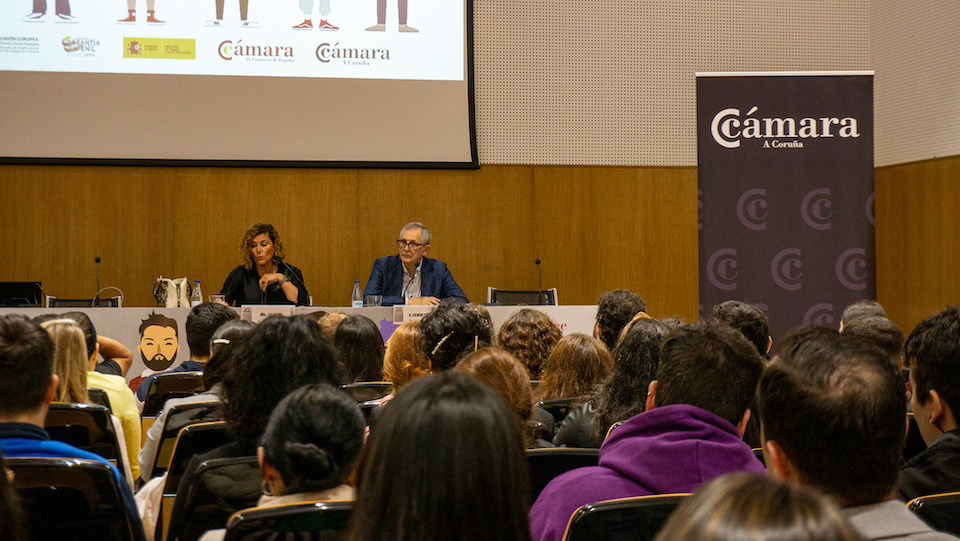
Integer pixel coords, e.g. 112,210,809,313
0,0,477,167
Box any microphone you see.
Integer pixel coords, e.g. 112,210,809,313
94,256,102,305
535,259,542,305
274,255,309,304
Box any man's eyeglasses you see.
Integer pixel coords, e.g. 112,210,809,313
397,240,426,250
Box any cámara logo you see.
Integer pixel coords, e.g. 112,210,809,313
219,40,293,62
316,42,389,64
711,106,860,149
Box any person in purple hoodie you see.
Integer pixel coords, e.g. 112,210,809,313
528,319,765,541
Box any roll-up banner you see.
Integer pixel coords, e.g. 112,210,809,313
697,72,875,338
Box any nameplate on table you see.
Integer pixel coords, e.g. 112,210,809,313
392,305,434,324
242,305,296,323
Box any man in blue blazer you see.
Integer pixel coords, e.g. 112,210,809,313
364,222,468,306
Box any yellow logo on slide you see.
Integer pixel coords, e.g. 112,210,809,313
123,37,195,59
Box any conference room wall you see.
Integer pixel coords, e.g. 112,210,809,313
0,164,698,320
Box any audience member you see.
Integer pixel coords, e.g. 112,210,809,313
0,453,26,541
198,384,364,541
0,315,145,541
898,305,960,503
382,320,430,393
496,309,563,379
594,289,646,351
39,319,89,404
712,300,772,357
316,311,348,343
529,320,764,541
348,371,531,541
335,315,385,382
553,318,669,447
135,302,239,401
138,319,254,482
535,333,612,402
757,326,954,540
457,347,550,448
655,472,864,541
61,311,134,377
419,301,493,371
466,302,494,337
841,315,905,368
839,299,886,332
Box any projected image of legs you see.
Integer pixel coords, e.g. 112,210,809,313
365,0,417,32
26,0,72,20
118,0,164,23
293,0,337,30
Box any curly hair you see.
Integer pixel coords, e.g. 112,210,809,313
383,321,430,391
536,333,612,402
595,289,646,351
419,302,493,371
496,309,562,379
240,222,286,268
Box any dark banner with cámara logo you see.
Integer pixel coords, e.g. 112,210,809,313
697,72,874,339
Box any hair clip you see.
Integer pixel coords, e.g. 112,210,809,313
432,331,454,356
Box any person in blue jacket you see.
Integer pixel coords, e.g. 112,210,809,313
363,222,468,306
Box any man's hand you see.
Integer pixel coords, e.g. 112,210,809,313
408,296,440,306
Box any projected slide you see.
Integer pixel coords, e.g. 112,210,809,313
0,1,464,80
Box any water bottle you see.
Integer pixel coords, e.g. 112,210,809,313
191,280,202,307
351,280,363,308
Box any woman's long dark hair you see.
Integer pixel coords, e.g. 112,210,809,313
334,315,385,382
349,372,531,541
592,318,669,442
224,315,346,452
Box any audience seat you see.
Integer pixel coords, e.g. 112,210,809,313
141,372,206,443
341,382,392,403
165,456,261,541
223,500,354,541
561,493,690,541
87,387,114,412
44,402,130,484
6,456,140,541
907,491,960,536
527,447,600,501
537,397,583,426
149,401,223,479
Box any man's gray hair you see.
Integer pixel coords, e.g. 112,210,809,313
400,222,431,245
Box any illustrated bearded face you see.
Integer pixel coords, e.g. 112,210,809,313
139,324,179,371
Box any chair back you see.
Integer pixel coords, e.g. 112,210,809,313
907,491,960,536
142,372,206,417
45,402,127,476
562,493,690,541
537,397,582,425
87,387,114,412
166,456,261,541
486,287,558,306
341,382,392,403
150,401,224,479
224,500,354,541
46,296,122,307
526,447,600,501
162,421,234,495
6,456,138,541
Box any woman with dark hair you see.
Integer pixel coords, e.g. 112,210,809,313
198,384,364,541
419,301,493,371
655,473,863,541
163,315,347,537
554,319,670,447
496,309,563,379
457,347,552,448
348,371,531,541
536,333,612,402
334,315,385,382
220,223,309,306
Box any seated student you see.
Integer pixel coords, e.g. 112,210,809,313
54,311,134,377
594,289,647,351
348,372,531,541
655,472,863,541
457,347,552,448
898,305,960,502
382,320,431,396
334,315,385,382
419,301,493,372
553,318,669,448
138,320,253,483
535,333,612,402
757,327,955,540
0,315,146,541
496,309,563,380
838,299,886,332
42,318,142,482
529,320,765,541
136,302,239,401
198,384,364,541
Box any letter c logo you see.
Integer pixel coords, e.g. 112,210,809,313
711,108,741,149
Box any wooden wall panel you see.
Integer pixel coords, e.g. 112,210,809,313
1,163,698,316
875,155,960,333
